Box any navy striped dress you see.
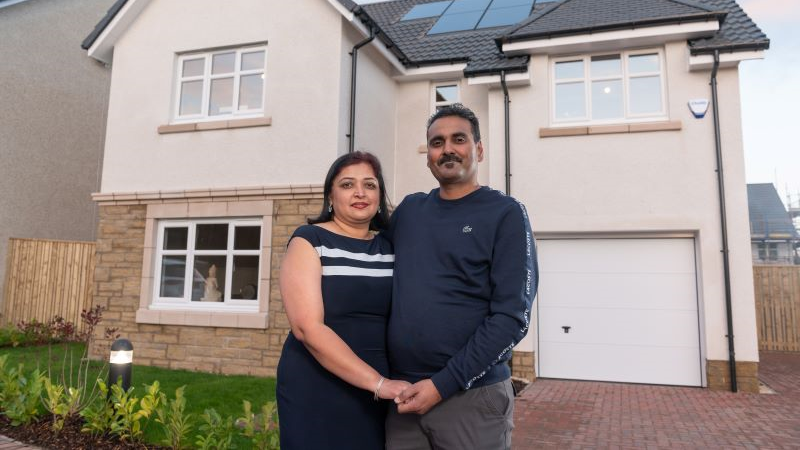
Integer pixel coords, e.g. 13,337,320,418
277,224,394,450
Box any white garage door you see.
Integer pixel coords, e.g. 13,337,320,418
537,238,702,386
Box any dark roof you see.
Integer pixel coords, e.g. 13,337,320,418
349,0,768,74
354,0,541,75
81,0,127,50
81,0,769,74
747,184,799,239
501,0,725,42
687,0,769,53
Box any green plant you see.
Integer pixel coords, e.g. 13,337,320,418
0,357,46,426
0,326,33,348
42,378,81,431
44,306,118,423
106,380,162,441
195,408,237,450
237,400,280,450
80,378,115,436
156,385,194,450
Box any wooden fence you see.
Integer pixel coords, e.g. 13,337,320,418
754,265,800,352
2,238,96,332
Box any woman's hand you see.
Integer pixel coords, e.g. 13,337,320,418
377,379,412,400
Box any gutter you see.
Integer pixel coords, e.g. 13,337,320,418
710,49,738,393
500,71,512,195
348,27,375,154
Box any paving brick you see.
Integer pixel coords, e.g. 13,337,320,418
512,352,800,449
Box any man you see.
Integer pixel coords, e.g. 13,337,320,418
386,103,538,449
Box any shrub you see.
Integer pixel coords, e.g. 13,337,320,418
80,379,115,436
237,400,280,450
43,378,82,431
156,385,194,450
0,355,46,426
0,326,34,348
196,408,237,450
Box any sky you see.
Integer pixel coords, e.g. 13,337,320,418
356,0,800,206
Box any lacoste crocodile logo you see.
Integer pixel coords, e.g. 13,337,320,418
462,225,472,233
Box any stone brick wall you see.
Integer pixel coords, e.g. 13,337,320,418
511,350,536,381
90,198,322,377
706,360,759,393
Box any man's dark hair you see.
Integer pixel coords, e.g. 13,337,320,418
308,151,391,231
426,103,481,143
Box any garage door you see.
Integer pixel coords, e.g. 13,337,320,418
537,238,702,386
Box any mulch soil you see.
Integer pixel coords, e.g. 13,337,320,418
0,416,166,450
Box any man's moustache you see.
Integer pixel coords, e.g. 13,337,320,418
438,154,462,165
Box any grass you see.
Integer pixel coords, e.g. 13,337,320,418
0,343,277,447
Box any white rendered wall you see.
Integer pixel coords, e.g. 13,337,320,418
100,0,346,192
340,24,398,200
486,41,757,364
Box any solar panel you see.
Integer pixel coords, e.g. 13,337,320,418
476,0,534,28
428,10,484,33
426,0,536,34
402,1,453,21
446,0,492,14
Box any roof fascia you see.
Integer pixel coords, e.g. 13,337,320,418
392,63,468,82
87,0,150,64
502,20,719,55
325,0,408,75
466,70,530,87
688,49,765,71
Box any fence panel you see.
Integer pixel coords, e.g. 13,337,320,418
754,265,800,352
2,238,95,333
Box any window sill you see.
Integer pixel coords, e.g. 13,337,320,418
158,117,272,134
539,120,681,138
136,308,268,329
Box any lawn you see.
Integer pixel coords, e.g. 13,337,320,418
0,343,277,447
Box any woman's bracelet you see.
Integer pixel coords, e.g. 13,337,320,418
373,376,385,401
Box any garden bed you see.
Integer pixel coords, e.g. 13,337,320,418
0,415,164,449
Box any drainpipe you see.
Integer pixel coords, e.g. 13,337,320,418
348,28,375,153
500,71,511,195
710,49,737,393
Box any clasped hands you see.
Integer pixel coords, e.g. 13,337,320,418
378,378,442,415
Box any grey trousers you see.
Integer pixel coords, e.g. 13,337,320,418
385,379,515,450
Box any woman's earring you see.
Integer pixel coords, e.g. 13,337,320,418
378,207,382,214
328,204,332,213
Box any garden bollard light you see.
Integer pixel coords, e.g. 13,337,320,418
109,338,133,392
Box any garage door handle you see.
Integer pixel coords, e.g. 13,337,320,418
562,326,571,333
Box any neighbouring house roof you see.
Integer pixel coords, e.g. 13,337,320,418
747,183,799,240
81,0,127,50
82,0,769,75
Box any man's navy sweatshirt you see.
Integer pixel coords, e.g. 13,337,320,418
387,186,538,400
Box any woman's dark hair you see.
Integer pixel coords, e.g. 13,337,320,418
308,151,391,231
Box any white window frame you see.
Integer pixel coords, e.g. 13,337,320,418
550,48,668,126
431,81,460,113
173,45,267,123
152,218,262,312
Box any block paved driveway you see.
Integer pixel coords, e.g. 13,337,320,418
512,352,800,449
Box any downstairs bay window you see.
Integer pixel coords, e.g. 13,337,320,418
153,219,262,311
552,49,666,126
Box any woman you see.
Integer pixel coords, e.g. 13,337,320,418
277,151,409,449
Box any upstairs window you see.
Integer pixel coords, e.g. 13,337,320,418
552,49,666,125
175,46,266,122
432,83,460,112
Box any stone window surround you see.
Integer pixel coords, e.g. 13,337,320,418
92,184,323,329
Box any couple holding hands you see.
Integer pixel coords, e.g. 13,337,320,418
276,104,538,450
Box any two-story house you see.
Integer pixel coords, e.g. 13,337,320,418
83,0,768,391
0,0,112,314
